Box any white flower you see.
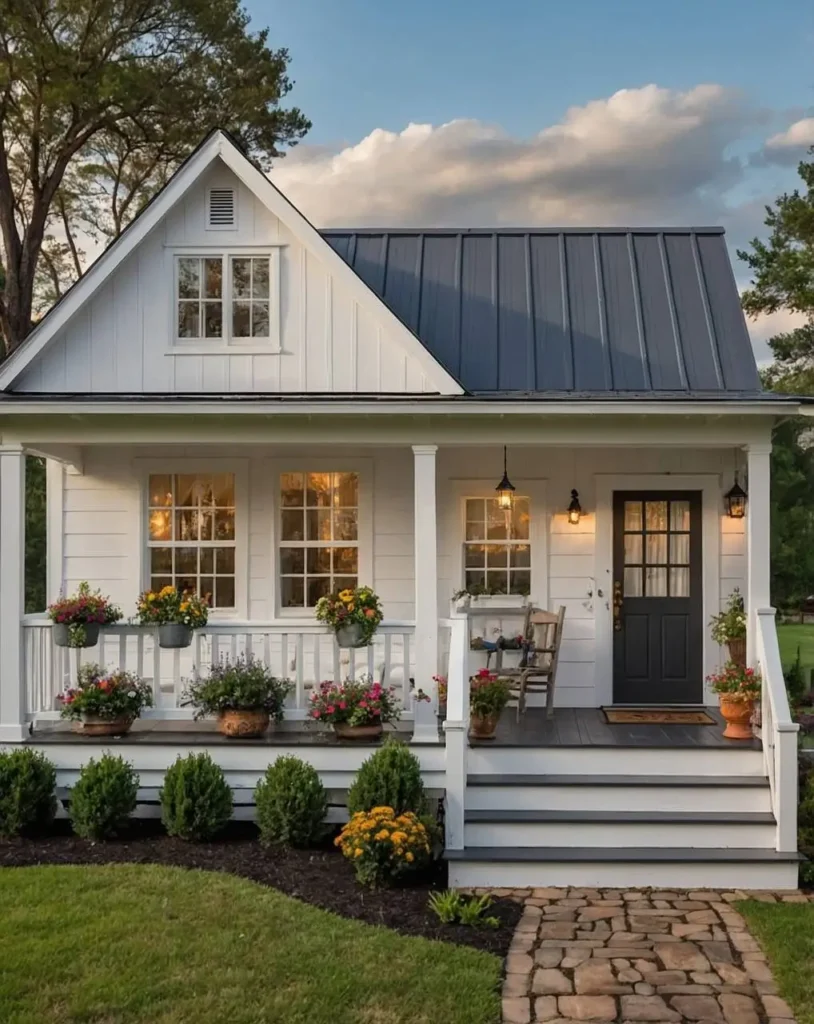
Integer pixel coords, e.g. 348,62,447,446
127,690,136,698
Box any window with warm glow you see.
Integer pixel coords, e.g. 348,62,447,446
464,497,530,595
175,255,272,342
279,472,359,608
147,473,236,608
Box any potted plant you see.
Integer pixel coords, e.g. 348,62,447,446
710,589,747,667
308,676,400,740
452,583,528,611
136,586,209,649
315,586,383,648
47,582,122,648
183,656,291,738
469,668,512,739
60,664,153,736
707,662,762,740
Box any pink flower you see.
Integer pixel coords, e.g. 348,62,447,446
312,709,321,718
372,707,381,716
359,700,368,709
326,705,335,714
338,700,347,710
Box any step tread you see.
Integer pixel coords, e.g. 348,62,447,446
464,809,775,824
466,773,769,787
445,846,802,863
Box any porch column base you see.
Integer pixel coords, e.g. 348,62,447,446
0,724,28,743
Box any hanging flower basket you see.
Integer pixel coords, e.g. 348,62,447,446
48,583,121,648
335,622,367,648
53,622,101,649
315,586,382,648
136,586,208,648
158,623,193,649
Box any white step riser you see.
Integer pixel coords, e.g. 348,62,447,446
466,785,772,813
467,746,765,777
449,860,799,890
464,821,776,849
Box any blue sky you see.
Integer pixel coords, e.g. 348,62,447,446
250,1,814,356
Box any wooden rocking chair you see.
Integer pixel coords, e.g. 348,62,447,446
501,607,566,720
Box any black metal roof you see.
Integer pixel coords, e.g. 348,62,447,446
322,228,761,396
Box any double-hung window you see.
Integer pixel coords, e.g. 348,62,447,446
147,473,236,609
278,472,359,608
464,496,531,595
175,254,274,344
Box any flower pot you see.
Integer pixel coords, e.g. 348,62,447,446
719,694,754,740
53,622,100,649
158,623,193,649
727,637,747,667
79,714,133,737
470,594,526,609
217,709,269,738
469,711,501,740
335,622,369,648
333,722,383,741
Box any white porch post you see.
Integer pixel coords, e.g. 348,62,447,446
0,446,26,741
411,444,440,744
745,443,772,667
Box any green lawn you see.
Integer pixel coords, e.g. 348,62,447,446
777,623,814,671
739,901,814,1024
0,865,502,1024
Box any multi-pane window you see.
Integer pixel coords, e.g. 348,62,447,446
464,497,531,595
622,499,690,598
232,257,270,339
175,255,272,342
177,257,223,339
148,473,236,609
279,472,359,608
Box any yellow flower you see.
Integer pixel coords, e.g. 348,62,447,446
354,848,364,858
180,602,189,612
374,829,390,841
160,585,175,596
405,852,414,863
371,807,394,816
390,831,408,844
339,589,353,601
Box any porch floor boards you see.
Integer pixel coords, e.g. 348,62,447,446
471,706,761,750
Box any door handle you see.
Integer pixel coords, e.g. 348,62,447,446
613,581,623,631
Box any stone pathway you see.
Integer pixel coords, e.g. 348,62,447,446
489,887,812,1024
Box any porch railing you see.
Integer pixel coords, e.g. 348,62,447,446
22,616,416,723
755,607,799,852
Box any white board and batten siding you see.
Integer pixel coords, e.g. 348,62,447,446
51,444,745,708
14,163,438,395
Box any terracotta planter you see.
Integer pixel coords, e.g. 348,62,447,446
158,623,193,649
719,694,754,740
727,637,747,668
333,722,383,741
217,709,269,738
335,622,370,648
53,622,100,649
469,711,501,740
79,714,133,737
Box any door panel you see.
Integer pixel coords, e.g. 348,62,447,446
613,491,702,704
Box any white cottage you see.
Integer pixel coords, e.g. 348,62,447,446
0,129,806,888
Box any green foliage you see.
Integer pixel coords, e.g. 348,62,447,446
799,769,814,852
428,890,499,928
160,753,232,841
346,740,426,816
0,0,310,353
184,656,290,720
254,756,327,847
784,647,809,706
0,749,56,837
69,754,138,840
768,418,814,610
25,457,46,614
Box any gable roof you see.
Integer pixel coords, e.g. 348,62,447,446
322,228,762,396
0,130,463,395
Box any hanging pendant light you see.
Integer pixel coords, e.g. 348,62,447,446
725,472,747,519
495,446,516,510
567,489,583,525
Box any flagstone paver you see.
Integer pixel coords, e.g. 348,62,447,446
487,887,813,1023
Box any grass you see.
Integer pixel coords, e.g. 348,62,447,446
777,623,814,673
738,901,814,1024
0,864,502,1024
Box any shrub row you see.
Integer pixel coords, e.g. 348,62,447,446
0,740,428,860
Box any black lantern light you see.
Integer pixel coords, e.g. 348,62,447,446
567,489,583,525
725,473,747,519
495,446,516,510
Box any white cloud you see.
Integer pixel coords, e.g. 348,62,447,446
743,308,808,366
272,84,754,227
766,117,814,150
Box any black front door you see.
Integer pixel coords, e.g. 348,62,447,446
612,492,703,704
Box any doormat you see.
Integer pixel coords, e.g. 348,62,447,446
602,707,716,725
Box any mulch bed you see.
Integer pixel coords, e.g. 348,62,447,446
0,820,521,957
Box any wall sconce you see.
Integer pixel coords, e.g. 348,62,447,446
567,489,583,525
725,474,747,519
495,445,515,511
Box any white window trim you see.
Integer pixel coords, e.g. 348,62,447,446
266,457,373,621
134,457,249,621
167,247,282,353
445,477,549,610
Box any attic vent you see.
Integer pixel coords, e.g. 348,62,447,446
207,188,235,228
